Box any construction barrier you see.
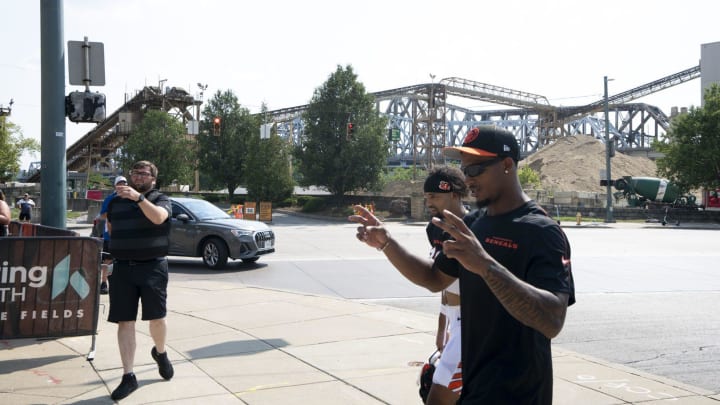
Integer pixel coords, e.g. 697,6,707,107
1,222,102,348
230,204,244,219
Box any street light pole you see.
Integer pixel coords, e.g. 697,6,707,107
604,76,614,223
428,73,436,170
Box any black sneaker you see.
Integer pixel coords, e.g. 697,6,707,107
151,346,174,380
111,372,138,400
100,282,108,295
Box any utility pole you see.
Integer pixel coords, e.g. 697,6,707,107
194,83,207,192
428,73,436,170
604,76,615,223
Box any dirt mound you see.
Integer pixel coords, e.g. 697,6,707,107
379,135,659,196
522,135,658,193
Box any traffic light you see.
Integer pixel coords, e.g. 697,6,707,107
213,117,221,135
346,122,355,139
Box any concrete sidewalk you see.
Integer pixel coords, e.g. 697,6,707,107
1,278,718,404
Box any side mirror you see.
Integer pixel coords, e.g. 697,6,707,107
176,213,190,222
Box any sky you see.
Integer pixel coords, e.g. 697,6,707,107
3,0,720,172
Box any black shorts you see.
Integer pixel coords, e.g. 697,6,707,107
107,258,168,323
102,240,113,262
19,212,31,221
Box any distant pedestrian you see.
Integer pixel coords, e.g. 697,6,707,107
97,175,128,294
16,193,35,222
0,190,11,236
106,161,173,401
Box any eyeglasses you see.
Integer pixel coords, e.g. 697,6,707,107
461,157,503,177
130,171,153,178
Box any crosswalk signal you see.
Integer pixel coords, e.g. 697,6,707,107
213,117,221,135
65,91,106,123
346,122,355,139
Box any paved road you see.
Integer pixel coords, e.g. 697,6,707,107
163,212,720,392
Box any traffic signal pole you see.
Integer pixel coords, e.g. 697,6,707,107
40,0,67,228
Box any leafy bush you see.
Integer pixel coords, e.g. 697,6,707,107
301,196,327,213
382,167,427,183
296,195,313,207
335,205,355,217
277,197,297,207
518,165,541,189
204,194,222,203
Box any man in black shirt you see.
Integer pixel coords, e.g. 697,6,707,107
16,193,35,222
106,160,174,401
422,167,468,404
350,126,574,404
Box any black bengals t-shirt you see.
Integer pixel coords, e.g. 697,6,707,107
435,201,575,404
426,210,481,258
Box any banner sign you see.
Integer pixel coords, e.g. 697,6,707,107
244,202,257,220
0,230,102,339
86,189,104,201
259,202,272,222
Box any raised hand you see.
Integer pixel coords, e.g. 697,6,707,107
348,205,389,250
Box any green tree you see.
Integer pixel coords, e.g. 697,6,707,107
0,118,40,182
118,110,195,188
654,84,720,191
245,105,294,203
197,90,256,199
294,65,389,200
518,165,542,189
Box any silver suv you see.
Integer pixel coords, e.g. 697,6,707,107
169,197,275,269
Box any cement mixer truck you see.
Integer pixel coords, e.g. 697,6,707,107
613,176,698,208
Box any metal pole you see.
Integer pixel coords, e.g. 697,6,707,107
604,76,614,223
428,73,436,170
40,0,67,228
428,80,434,170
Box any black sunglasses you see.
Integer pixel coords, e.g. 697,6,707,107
461,157,504,177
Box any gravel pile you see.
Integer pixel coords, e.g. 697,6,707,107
379,135,660,196
522,135,658,193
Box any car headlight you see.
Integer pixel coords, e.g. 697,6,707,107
230,229,254,237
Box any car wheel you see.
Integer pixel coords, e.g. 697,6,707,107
202,238,228,269
241,257,259,264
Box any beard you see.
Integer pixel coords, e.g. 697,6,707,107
133,182,153,193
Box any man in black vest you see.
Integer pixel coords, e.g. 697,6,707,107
106,160,174,401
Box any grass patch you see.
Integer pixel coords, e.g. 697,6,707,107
66,211,85,220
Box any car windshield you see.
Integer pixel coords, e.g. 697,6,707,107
179,199,231,220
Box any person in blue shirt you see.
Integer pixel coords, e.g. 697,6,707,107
96,176,127,294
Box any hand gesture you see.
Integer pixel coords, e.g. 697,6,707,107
431,209,490,275
348,205,389,250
